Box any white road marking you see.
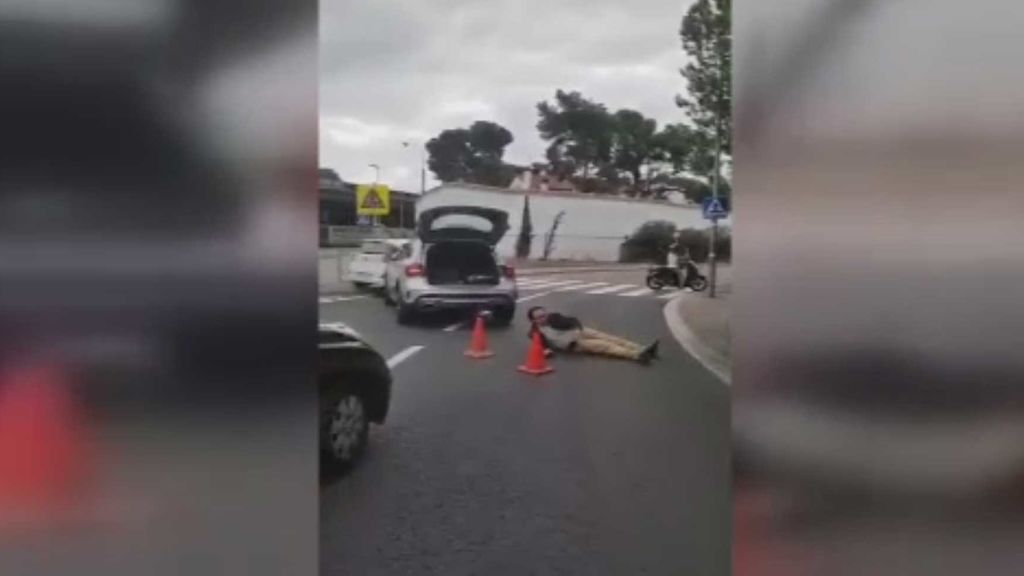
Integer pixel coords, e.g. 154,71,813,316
517,290,558,303
586,283,637,295
620,287,655,297
318,342,365,350
516,277,555,286
387,345,425,369
556,281,607,292
519,280,585,290
443,321,464,332
318,295,368,304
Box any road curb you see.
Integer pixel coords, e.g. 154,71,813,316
663,295,732,385
517,265,648,276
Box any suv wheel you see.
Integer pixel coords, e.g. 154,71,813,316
321,388,369,470
396,298,415,325
493,306,515,327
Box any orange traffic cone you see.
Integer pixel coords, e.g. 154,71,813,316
0,364,92,521
518,331,555,376
464,313,494,359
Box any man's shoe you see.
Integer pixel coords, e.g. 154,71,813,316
637,343,657,364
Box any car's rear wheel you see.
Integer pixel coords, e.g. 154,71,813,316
321,388,369,470
396,299,415,325
493,306,515,327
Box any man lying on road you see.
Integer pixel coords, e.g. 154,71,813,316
526,306,659,364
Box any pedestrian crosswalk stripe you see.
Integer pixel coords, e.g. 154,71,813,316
620,287,655,297
318,295,367,304
516,277,555,286
556,281,607,291
586,283,637,295
516,279,560,287
520,279,585,290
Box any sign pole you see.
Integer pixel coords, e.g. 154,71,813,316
710,219,718,298
708,125,721,299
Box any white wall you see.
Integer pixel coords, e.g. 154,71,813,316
416,184,731,262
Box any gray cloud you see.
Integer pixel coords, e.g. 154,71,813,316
321,0,693,191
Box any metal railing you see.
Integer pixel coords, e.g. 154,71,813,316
319,225,416,247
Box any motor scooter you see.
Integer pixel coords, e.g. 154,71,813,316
645,263,707,291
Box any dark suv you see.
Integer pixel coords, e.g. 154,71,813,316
319,323,392,473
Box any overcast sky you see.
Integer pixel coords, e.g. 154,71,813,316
320,0,694,192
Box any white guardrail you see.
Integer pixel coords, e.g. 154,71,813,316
318,247,359,292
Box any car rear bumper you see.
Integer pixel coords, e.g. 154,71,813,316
347,270,384,286
409,291,516,311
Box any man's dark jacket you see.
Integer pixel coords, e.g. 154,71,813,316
528,313,583,350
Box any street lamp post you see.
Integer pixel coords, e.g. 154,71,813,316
368,163,381,227
402,142,427,230
419,147,426,195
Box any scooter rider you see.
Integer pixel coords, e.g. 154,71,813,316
668,233,698,289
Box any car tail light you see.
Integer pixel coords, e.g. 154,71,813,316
501,265,515,280
405,263,425,277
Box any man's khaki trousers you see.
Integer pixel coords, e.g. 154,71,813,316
574,327,645,360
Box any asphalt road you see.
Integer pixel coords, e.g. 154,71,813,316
320,270,730,576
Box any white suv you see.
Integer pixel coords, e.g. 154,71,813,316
346,239,410,290
383,206,518,325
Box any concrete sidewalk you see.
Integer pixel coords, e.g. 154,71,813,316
664,265,732,384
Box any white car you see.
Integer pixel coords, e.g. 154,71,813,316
383,206,518,325
346,239,410,290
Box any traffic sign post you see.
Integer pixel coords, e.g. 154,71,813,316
701,195,730,298
701,196,730,220
356,184,391,217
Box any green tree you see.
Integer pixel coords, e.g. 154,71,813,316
426,121,516,187
677,0,731,183
426,128,471,183
652,123,698,174
515,194,534,259
536,90,613,180
610,109,659,191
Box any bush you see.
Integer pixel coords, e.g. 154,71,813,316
619,220,676,263
673,226,731,263
619,223,731,264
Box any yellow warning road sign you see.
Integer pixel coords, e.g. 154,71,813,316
356,184,391,216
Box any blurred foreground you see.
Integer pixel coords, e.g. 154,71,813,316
0,2,317,575
734,0,1024,574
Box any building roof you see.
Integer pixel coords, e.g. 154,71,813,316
318,172,419,201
